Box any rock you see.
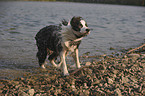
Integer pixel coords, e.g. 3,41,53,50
98,64,106,73
27,89,35,96
18,91,29,96
110,47,115,50
121,76,129,83
85,62,91,66
123,55,127,59
92,78,100,85
140,54,145,58
128,54,140,60
113,70,119,74
35,94,41,96
114,88,122,96
0,84,5,88
107,78,114,84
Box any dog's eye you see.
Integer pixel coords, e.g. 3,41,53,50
85,23,88,27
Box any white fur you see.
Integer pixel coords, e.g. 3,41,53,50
80,20,89,33
58,24,82,75
50,20,89,76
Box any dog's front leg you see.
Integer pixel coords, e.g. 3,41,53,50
61,50,69,76
74,48,81,68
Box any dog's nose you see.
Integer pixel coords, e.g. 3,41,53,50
86,29,90,32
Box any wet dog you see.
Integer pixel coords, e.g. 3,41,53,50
35,16,90,75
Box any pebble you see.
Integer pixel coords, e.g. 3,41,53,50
27,89,34,96
107,78,114,84
121,76,129,83
85,62,91,66
18,91,29,96
128,53,140,60
114,88,122,96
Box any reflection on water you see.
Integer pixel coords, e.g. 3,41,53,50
0,1,145,79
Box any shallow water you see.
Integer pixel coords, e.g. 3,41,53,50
0,1,145,79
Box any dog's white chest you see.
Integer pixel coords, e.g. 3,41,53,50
70,45,77,52
63,41,77,52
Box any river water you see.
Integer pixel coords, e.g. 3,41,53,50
0,1,145,79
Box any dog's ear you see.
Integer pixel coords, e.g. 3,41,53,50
71,16,83,25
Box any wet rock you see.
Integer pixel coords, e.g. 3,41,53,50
114,88,122,96
123,55,127,59
110,47,115,50
140,54,145,58
92,78,100,85
0,84,5,88
18,91,29,96
85,62,91,66
98,64,106,73
121,76,129,83
112,70,119,74
128,54,140,60
27,89,35,96
107,78,114,84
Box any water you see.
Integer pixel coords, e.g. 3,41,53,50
0,1,145,79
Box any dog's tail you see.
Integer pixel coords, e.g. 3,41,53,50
62,19,68,26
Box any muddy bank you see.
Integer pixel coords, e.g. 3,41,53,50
0,50,145,96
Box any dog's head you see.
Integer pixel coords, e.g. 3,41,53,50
70,16,90,38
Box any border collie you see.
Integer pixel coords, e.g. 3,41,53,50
35,16,90,75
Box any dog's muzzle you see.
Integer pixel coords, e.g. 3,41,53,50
83,28,90,36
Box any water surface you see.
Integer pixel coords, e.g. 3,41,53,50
0,1,145,79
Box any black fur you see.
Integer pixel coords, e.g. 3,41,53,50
35,25,82,66
71,16,84,32
35,17,90,73
35,25,63,66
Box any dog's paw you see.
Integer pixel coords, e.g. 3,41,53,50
64,73,69,76
40,65,46,69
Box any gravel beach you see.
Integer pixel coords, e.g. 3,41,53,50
0,49,145,96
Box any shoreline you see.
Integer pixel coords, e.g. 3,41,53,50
0,47,144,95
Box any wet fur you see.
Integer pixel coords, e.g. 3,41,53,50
35,17,90,75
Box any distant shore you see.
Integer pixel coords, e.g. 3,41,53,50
0,0,145,6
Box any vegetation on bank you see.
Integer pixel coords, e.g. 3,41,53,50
22,0,145,6
1,0,144,6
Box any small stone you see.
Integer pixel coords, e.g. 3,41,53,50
0,90,3,94
85,62,91,66
98,65,106,73
114,88,122,96
15,84,21,89
107,78,114,84
35,94,41,96
18,91,29,96
140,54,145,58
0,84,5,88
110,47,115,50
92,78,100,85
121,76,129,83
104,83,108,87
128,54,140,60
113,70,119,74
26,89,35,96
27,89,35,96
123,55,127,59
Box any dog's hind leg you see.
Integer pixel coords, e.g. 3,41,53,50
48,53,62,68
37,49,47,69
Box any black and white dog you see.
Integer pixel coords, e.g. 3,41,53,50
35,16,90,75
